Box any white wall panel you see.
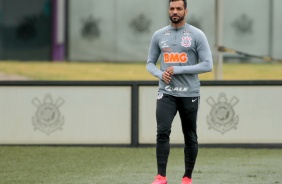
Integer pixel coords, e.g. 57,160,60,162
1,83,282,145
139,86,282,144
0,86,131,144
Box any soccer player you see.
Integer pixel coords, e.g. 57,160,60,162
146,0,213,183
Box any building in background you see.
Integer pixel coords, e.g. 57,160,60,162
0,0,281,62
0,0,52,61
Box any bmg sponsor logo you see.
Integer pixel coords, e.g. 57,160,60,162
163,52,188,63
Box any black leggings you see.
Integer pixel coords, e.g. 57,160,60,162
156,94,199,178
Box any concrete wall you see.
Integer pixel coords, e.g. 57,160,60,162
139,85,282,144
0,85,131,144
0,81,281,146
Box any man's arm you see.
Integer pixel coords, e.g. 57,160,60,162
146,32,163,79
173,31,213,74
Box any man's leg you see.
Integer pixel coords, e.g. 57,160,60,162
155,94,177,177
177,97,199,179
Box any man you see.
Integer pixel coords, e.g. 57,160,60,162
146,0,213,184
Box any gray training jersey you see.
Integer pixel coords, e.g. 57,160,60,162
146,23,213,97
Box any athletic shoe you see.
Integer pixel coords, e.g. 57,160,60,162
152,174,168,184
182,177,192,184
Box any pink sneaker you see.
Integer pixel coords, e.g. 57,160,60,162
182,177,192,184
152,174,168,184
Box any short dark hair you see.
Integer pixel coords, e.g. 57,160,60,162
169,0,187,9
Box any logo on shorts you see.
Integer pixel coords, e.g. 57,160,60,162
206,93,239,134
157,93,163,100
32,94,65,135
192,98,197,102
181,36,192,47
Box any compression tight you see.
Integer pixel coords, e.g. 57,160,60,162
155,94,199,178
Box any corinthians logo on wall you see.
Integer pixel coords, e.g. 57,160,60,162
130,14,151,34
32,94,65,135
206,93,239,134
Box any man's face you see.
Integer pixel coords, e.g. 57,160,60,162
169,1,187,24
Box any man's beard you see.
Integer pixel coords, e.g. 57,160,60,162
169,14,185,24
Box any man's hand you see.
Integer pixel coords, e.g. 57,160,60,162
166,66,174,75
162,66,174,84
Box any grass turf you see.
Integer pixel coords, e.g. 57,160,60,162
0,146,282,184
1,61,282,183
0,61,282,80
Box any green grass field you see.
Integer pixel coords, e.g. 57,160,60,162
1,146,282,184
1,61,282,184
0,61,282,80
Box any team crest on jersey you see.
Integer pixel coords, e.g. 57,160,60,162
181,36,192,47
206,93,239,134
